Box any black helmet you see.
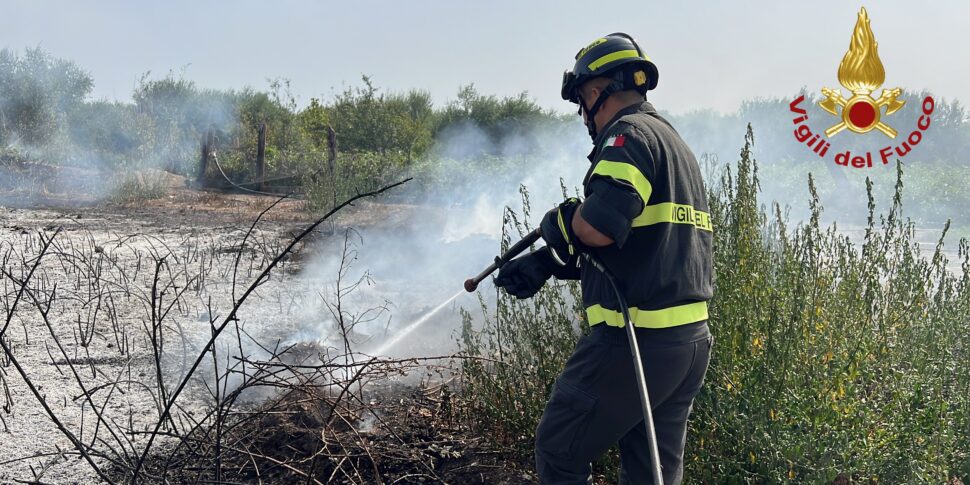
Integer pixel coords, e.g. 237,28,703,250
562,33,659,140
561,32,659,104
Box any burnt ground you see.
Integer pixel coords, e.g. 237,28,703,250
130,376,538,484
0,164,539,484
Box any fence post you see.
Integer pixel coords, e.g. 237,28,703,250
256,122,266,191
327,125,337,206
197,129,212,186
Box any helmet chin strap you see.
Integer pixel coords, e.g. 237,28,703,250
580,82,621,141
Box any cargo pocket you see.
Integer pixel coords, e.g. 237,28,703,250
536,378,598,458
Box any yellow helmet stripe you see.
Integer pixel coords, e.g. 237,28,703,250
587,49,644,71
576,37,608,60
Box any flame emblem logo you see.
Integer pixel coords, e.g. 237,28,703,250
818,7,905,138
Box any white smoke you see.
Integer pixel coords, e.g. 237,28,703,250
287,118,592,357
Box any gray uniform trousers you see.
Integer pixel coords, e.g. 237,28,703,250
535,320,712,485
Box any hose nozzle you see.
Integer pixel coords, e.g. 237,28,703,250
463,228,541,293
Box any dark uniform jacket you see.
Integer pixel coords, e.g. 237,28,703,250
578,100,712,330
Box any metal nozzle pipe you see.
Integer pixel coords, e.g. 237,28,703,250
464,228,541,292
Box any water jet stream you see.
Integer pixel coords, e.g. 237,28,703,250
370,289,464,356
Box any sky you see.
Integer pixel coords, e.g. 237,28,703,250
3,1,969,115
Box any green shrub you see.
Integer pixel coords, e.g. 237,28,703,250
301,151,408,212
0,47,92,155
694,127,969,483
109,169,169,202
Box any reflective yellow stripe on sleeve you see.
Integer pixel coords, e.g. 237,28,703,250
556,207,574,255
633,202,713,231
586,301,709,329
590,161,712,232
590,160,653,205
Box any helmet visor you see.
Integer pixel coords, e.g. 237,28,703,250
561,70,579,103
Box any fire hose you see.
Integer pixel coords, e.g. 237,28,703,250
465,229,664,485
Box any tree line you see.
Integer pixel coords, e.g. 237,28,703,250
0,47,564,179
2,46,969,224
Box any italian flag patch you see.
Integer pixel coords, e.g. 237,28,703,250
605,134,625,148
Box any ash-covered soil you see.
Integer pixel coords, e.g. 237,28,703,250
0,201,306,483
0,180,508,484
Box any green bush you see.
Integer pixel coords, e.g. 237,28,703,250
694,127,969,483
301,150,409,212
457,126,970,483
0,47,92,153
328,75,435,161
108,169,169,202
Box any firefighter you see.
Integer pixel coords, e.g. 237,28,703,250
494,33,713,484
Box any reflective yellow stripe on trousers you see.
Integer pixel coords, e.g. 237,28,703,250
586,301,709,329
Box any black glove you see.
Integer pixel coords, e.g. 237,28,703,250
494,249,555,299
539,197,583,264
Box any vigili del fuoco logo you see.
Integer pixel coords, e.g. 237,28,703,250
789,7,935,169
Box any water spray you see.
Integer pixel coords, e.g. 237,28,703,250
370,289,464,356
369,228,541,357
